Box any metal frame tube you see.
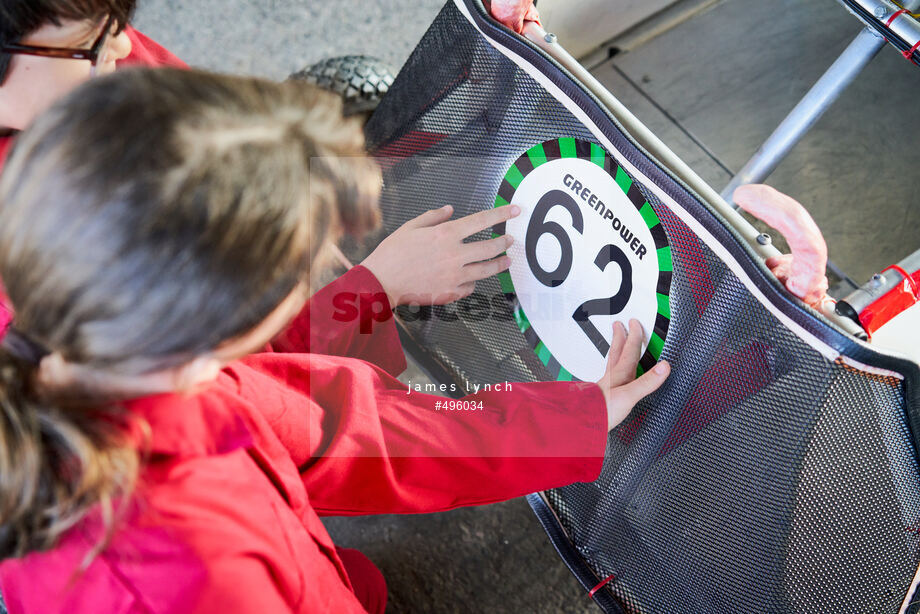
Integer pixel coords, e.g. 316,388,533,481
722,0,920,203
842,0,920,51
840,247,920,314
719,27,886,202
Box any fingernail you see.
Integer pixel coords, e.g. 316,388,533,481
654,361,669,375
510,205,521,216
442,204,452,210
506,235,515,246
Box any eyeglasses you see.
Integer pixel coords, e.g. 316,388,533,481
1,14,118,77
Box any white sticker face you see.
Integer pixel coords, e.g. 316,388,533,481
495,139,670,382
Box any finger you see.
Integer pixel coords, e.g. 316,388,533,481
488,0,535,32
462,234,514,263
733,184,828,305
765,253,793,284
461,255,512,283
607,322,627,367
613,319,644,382
603,322,628,386
733,185,823,249
398,292,431,306
404,204,454,229
448,205,521,239
428,282,477,305
616,361,671,408
764,253,792,271
524,3,541,27
456,282,476,300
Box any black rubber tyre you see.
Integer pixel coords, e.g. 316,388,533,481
289,55,395,116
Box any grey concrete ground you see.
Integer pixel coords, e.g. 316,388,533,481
134,0,444,79
134,0,920,612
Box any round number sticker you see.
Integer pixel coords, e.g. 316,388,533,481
493,138,671,382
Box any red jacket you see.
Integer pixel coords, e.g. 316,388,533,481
0,27,186,333
0,266,608,613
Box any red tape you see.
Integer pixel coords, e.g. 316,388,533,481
903,39,920,62
883,264,920,298
883,9,920,64
888,8,909,27
589,573,617,598
858,265,920,336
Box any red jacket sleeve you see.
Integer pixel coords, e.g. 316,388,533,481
241,352,609,516
0,509,299,614
269,265,407,376
184,555,295,613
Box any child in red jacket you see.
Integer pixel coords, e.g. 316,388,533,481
0,0,185,332
0,67,669,613
0,0,185,160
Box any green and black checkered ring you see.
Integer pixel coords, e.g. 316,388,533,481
492,137,672,380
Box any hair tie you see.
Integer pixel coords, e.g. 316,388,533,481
1,327,51,367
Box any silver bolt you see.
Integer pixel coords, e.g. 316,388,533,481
756,233,772,246
544,32,557,44
874,5,888,18
871,273,884,287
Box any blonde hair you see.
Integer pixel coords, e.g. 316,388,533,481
0,67,381,559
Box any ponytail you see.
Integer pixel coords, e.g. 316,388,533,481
0,328,140,564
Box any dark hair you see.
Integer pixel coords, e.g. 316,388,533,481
0,0,136,85
0,66,381,559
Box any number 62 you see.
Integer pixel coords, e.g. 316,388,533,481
524,189,633,357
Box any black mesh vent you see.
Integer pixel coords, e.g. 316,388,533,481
364,3,920,612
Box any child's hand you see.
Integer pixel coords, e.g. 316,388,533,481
596,319,670,431
361,204,521,307
732,184,830,308
485,0,541,34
